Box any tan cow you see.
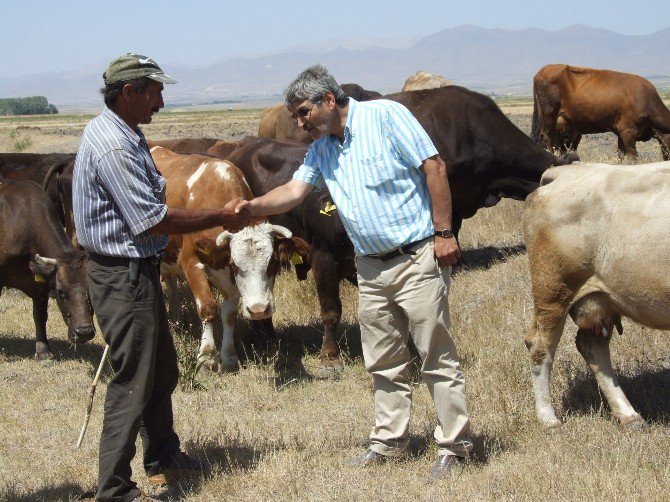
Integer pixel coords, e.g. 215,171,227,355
258,104,312,144
151,146,309,371
401,71,452,91
523,161,670,430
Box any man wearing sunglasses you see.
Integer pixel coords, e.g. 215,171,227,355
235,64,472,478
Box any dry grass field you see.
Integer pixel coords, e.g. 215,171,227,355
0,100,669,501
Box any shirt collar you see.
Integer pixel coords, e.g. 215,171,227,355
102,107,145,146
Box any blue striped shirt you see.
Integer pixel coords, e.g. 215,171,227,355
73,107,168,258
293,98,438,256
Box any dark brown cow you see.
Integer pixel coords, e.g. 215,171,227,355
0,153,76,241
151,146,309,372
170,85,575,378
0,179,94,360
531,64,670,159
257,83,382,145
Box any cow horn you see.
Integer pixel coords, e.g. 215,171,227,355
35,254,58,267
216,231,233,247
269,225,292,239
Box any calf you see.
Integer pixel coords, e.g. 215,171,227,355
523,161,670,430
151,147,309,371
0,179,94,359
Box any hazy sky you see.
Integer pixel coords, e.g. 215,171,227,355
2,0,668,78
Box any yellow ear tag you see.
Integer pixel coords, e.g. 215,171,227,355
290,253,304,265
319,201,337,216
34,273,46,283
200,247,211,256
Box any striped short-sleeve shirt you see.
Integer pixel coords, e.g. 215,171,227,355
73,107,168,258
293,98,439,256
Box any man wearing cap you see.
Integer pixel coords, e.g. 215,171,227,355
73,53,250,502
235,64,472,478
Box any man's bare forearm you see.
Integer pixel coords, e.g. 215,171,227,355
423,155,452,230
238,179,313,217
149,197,250,235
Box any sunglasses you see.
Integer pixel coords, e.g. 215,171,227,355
290,101,320,121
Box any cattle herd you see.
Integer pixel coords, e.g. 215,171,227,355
1,64,669,431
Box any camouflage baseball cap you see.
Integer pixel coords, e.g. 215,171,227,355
103,53,177,85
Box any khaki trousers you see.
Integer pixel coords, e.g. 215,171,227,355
356,239,472,458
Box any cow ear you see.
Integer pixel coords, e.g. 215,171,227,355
276,237,310,268
195,238,218,257
29,254,58,277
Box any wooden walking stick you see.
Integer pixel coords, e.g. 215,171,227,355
76,344,110,448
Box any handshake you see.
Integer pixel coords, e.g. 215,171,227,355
220,197,255,232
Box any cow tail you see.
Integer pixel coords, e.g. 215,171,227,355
530,92,541,143
42,160,67,191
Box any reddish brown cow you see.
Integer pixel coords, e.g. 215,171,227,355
531,64,670,159
147,138,220,156
151,146,309,372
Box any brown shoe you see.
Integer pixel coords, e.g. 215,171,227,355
148,450,204,485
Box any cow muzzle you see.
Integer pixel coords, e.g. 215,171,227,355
69,325,96,343
246,303,272,321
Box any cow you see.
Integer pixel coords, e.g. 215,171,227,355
0,153,76,241
402,71,452,91
257,83,382,144
523,161,670,430
531,64,670,160
150,146,309,372
147,137,220,156
0,179,95,360
169,85,575,378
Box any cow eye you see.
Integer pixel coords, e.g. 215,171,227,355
57,290,67,299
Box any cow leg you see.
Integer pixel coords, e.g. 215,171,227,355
163,272,183,328
657,133,670,161
180,257,220,371
312,251,344,379
525,314,566,428
32,294,55,361
618,129,638,162
574,328,647,429
219,292,242,373
204,267,242,373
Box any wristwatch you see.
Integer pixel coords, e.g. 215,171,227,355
434,228,454,239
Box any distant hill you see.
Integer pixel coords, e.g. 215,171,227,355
1,24,669,110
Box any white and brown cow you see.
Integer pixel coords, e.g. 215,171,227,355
151,146,309,372
523,161,670,430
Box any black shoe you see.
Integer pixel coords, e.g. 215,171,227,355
148,450,204,485
429,454,464,479
348,448,389,467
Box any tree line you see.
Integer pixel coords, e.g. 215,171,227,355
0,96,58,115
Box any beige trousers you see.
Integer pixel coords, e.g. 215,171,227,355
356,239,472,458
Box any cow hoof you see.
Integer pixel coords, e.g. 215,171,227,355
35,351,57,363
540,418,562,430
315,361,343,380
219,358,241,373
197,354,219,373
621,416,649,431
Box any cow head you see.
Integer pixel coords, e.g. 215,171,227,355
198,222,309,320
29,252,95,343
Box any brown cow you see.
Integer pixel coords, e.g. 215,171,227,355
0,179,95,360
151,146,309,371
402,71,452,91
531,64,670,160
147,138,220,156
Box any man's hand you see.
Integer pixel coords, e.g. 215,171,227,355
434,235,460,268
221,196,251,231
234,199,252,215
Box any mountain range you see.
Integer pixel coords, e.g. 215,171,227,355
1,24,669,110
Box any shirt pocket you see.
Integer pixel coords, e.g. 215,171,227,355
361,153,394,188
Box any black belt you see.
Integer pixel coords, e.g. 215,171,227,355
365,237,429,262
88,252,163,267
